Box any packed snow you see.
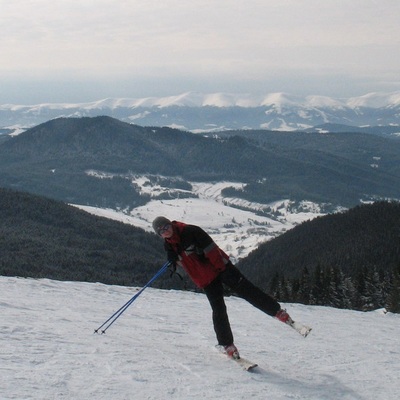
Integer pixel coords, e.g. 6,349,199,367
1,276,399,400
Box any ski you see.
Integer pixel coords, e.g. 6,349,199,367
289,320,312,337
232,356,258,371
276,309,312,338
216,346,258,371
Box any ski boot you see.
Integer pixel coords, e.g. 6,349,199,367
275,308,312,337
224,344,240,359
275,308,294,325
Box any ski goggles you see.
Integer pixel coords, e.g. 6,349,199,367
157,223,171,236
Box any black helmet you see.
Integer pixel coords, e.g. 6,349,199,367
152,216,171,235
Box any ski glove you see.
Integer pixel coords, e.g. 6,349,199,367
167,250,179,277
168,262,177,274
167,250,178,265
167,260,183,281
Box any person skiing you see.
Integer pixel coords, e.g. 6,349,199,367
152,216,304,360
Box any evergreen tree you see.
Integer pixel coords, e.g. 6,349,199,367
297,266,311,305
269,272,280,299
310,264,324,305
354,270,367,310
328,266,341,308
340,275,357,310
386,265,400,313
277,275,290,301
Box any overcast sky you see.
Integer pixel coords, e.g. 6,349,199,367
1,0,399,104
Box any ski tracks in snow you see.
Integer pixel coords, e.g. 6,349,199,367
1,277,399,399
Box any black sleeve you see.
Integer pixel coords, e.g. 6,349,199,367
182,224,214,250
164,242,179,264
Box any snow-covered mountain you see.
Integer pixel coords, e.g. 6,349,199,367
75,178,324,263
1,276,399,400
1,91,400,133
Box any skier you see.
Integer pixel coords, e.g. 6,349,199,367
152,216,299,360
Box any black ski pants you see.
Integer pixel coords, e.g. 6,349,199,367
203,264,281,346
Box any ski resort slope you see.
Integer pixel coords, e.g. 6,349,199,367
1,276,399,400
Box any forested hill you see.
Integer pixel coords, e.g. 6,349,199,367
0,188,167,287
1,116,400,210
239,201,400,312
1,188,400,311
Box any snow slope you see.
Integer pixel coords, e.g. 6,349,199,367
1,276,399,400
75,180,323,262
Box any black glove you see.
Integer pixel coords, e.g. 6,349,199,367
167,250,178,265
168,261,177,275
167,251,182,280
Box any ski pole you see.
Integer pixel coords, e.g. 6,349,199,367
94,261,171,334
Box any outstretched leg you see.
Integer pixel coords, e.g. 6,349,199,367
220,265,312,337
220,265,281,317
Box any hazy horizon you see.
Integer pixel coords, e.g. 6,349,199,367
1,0,399,104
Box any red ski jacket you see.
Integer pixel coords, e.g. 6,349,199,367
164,221,231,288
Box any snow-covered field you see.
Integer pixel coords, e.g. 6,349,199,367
76,179,324,262
1,276,399,400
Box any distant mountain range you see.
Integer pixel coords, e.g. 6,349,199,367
1,91,400,134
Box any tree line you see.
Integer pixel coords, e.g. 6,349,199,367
269,264,400,313
239,201,400,313
1,187,399,313
0,188,168,287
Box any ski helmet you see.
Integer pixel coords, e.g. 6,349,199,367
152,216,171,235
